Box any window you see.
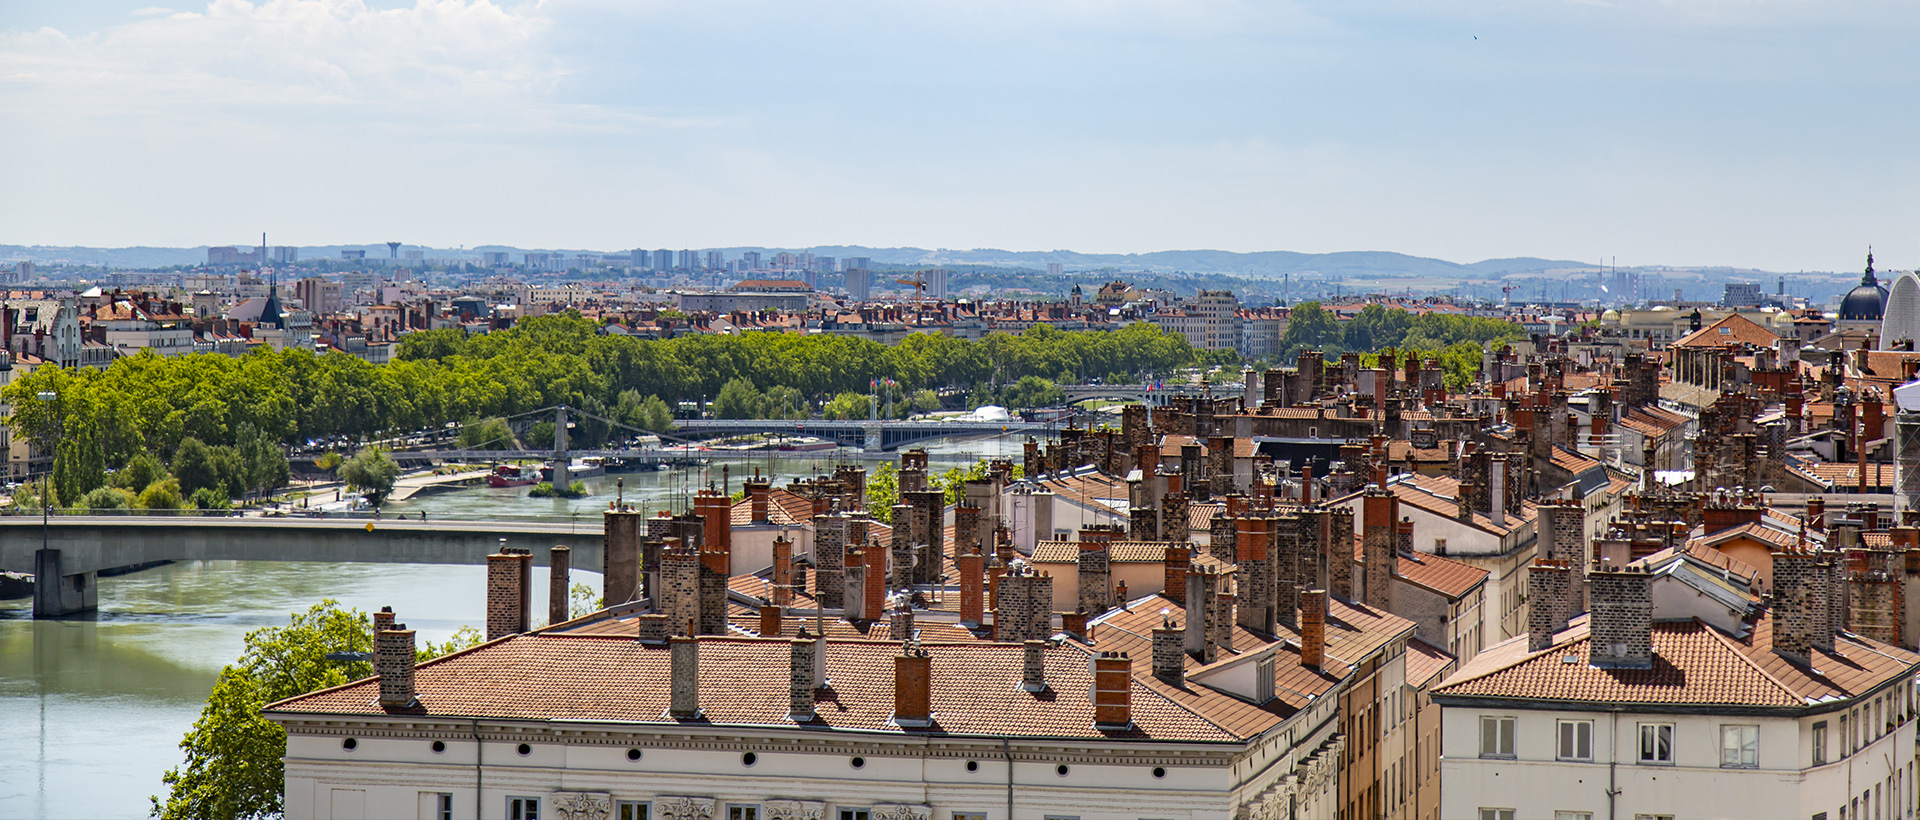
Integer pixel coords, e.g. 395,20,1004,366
1558,719,1594,761
1479,810,1516,820
1814,721,1829,766
617,802,649,820
953,815,987,820
838,811,869,820
1555,813,1593,820
1721,724,1759,768
509,797,541,820
1638,723,1673,765
1842,714,1851,757
1481,716,1516,758
728,807,758,820
418,793,453,820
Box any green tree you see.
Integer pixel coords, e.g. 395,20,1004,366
569,582,604,619
1002,376,1064,409
171,437,222,497
713,377,763,419
865,463,899,524
1279,301,1342,359
313,451,343,475
152,600,373,820
823,392,871,420
338,447,400,504
910,389,941,415
524,421,555,450
191,486,231,512
75,485,135,513
111,451,170,492
416,625,484,661
137,477,187,511
458,418,514,450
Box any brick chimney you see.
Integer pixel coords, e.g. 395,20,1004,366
760,603,783,637
1061,610,1090,640
668,635,700,719
789,633,820,721
1077,542,1112,615
1362,488,1396,610
1807,496,1826,530
1022,639,1048,692
659,539,700,637
1091,652,1133,729
1526,560,1576,652
1328,506,1356,600
548,546,571,626
1587,564,1653,669
957,550,986,627
1300,588,1327,670
746,474,772,524
1184,564,1224,664
1163,544,1191,606
889,604,916,642
1771,548,1835,664
374,606,417,712
693,488,732,575
1488,454,1508,529
636,612,669,644
893,645,932,727
1152,615,1185,686
1235,516,1276,634
771,535,794,606
485,548,532,641
603,507,643,605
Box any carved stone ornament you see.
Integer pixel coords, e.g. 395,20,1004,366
549,791,613,820
655,796,717,820
761,800,826,820
870,804,931,820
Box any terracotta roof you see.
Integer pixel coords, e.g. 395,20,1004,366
1436,612,1920,709
1405,638,1457,689
1349,535,1488,599
1031,541,1172,563
1189,502,1224,531
1672,313,1780,349
1380,474,1539,538
1802,462,1893,491
268,635,1239,743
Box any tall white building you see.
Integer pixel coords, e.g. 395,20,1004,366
845,268,872,302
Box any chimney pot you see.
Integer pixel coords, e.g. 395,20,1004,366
375,609,417,712
760,604,784,637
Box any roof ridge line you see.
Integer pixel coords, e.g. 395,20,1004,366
1699,617,1802,704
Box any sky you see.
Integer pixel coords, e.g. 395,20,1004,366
1,0,1915,271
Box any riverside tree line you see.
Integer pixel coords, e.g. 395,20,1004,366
2,308,1518,510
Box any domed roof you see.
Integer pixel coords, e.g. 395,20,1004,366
1601,309,1620,321
1840,250,1887,321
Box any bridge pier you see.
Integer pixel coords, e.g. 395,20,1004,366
33,548,96,618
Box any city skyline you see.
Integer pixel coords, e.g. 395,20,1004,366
2,0,1917,271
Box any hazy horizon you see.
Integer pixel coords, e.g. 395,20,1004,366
3,1,1916,272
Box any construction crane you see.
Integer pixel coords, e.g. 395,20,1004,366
895,270,927,308
1501,283,1517,311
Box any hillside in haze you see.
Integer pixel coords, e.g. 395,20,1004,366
0,242,1598,279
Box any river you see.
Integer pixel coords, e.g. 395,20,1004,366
0,435,1022,819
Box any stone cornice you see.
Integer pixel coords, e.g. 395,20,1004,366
269,714,1245,767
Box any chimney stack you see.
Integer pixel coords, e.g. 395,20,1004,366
1091,652,1133,729
1587,564,1653,669
760,603,784,637
668,635,700,719
789,633,820,721
1526,560,1575,652
485,548,532,641
1022,639,1048,692
1184,564,1225,664
893,645,933,726
603,507,643,605
771,535,794,607
1362,488,1396,610
548,545,572,626
1163,544,1191,606
1151,615,1185,686
1488,455,1507,528
1300,588,1327,670
747,474,772,524
957,550,985,627
375,606,417,712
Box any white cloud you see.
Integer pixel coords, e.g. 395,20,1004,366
1,0,562,118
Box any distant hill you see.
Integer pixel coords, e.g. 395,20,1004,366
0,242,1610,279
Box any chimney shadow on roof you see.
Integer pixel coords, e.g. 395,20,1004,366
1593,651,1682,683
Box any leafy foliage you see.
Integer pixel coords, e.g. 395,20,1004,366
865,463,899,524
338,447,399,503
415,625,484,661
152,600,373,820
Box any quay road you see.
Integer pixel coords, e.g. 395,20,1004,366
0,515,603,618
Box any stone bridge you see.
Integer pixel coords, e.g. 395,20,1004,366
1058,383,1211,407
671,418,1053,450
0,516,604,618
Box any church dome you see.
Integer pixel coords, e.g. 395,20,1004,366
1840,250,1887,321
